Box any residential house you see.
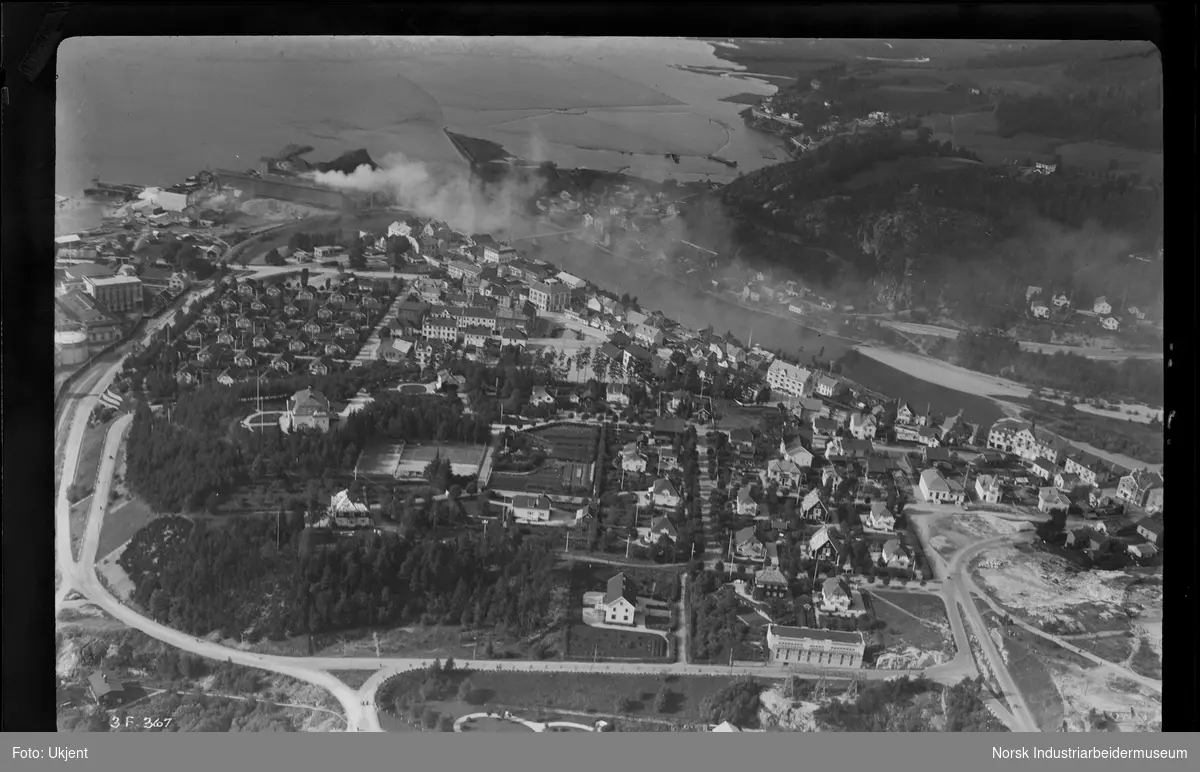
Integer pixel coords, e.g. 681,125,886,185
377,336,414,363
1093,296,1112,315
652,417,688,444
765,625,865,668
668,389,689,413
864,502,896,532
733,527,767,562
881,539,910,570
1037,487,1071,514
729,428,756,452
647,478,681,510
987,418,1069,464
657,446,681,473
512,494,552,523
919,469,965,505
1135,518,1163,547
621,448,649,474
790,396,827,422
815,376,846,399
766,458,804,489
530,385,555,407
326,489,373,529
1054,471,1082,492
1031,301,1050,319
1063,450,1118,488
606,383,631,407
849,412,878,440
1101,316,1120,331
633,323,665,348
736,485,758,517
807,524,840,563
924,446,955,467
766,360,811,398
799,489,830,522
1030,457,1059,482
895,402,927,426
88,670,126,708
818,577,852,613
753,566,789,599
309,357,330,376
1052,292,1071,308
422,317,459,342
646,516,678,544
975,474,1002,504
779,440,815,469
596,573,637,626
462,327,491,348
286,388,332,433
1117,469,1164,511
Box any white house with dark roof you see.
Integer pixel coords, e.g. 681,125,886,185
766,457,804,489
849,412,878,440
818,577,851,613
753,566,789,599
799,489,830,522
766,360,811,398
733,526,766,562
642,478,681,510
864,502,895,532
286,389,331,433
511,494,552,523
596,573,637,626
779,439,815,469
735,485,757,517
881,539,910,569
645,515,678,544
621,448,648,473
1093,296,1112,315
1037,487,1071,514
815,375,845,398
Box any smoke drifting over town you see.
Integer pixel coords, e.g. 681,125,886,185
306,153,545,235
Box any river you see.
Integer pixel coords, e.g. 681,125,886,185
529,233,1005,426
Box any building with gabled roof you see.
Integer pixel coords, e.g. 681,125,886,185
753,566,789,599
596,572,637,625
286,388,331,433
512,494,552,523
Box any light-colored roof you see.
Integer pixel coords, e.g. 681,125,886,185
329,489,369,515
920,468,951,492
513,494,552,510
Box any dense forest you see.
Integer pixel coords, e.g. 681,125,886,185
952,331,1164,407
993,88,1161,152
119,514,561,640
715,128,1162,314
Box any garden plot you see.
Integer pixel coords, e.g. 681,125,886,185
971,546,1163,638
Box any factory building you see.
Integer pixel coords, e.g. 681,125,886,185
84,274,143,313
214,163,359,211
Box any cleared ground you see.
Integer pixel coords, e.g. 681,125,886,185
97,497,162,561
869,590,955,669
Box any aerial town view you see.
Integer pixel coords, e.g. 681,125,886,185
54,36,1163,735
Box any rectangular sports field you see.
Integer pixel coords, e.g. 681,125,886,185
395,442,487,478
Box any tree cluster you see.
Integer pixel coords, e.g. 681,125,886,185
119,514,562,640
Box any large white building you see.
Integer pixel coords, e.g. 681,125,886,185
84,274,143,313
765,625,865,668
987,418,1070,464
527,280,569,312
919,468,965,505
766,360,811,398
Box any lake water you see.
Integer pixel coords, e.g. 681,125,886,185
56,36,785,198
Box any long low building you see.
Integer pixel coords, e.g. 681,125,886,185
766,624,866,669
214,167,356,211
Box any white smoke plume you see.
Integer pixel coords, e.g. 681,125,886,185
305,152,544,235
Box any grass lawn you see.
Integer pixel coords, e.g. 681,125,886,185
565,622,668,661
68,496,93,562
1001,635,1066,733
329,670,378,690
1128,639,1162,679
870,590,952,653
72,418,113,497
1071,634,1135,664
377,668,738,732
97,497,162,561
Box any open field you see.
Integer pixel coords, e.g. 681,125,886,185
396,442,488,478
1055,141,1163,183
999,634,1066,732
97,497,162,561
67,497,92,561
869,590,954,668
71,418,113,498
355,438,406,477
921,511,1030,565
566,622,669,661
921,110,1059,165
1044,656,1162,732
489,459,594,496
378,668,737,732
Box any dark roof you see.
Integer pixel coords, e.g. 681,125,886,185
603,573,636,606
654,417,688,435
769,625,865,646
88,670,124,697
